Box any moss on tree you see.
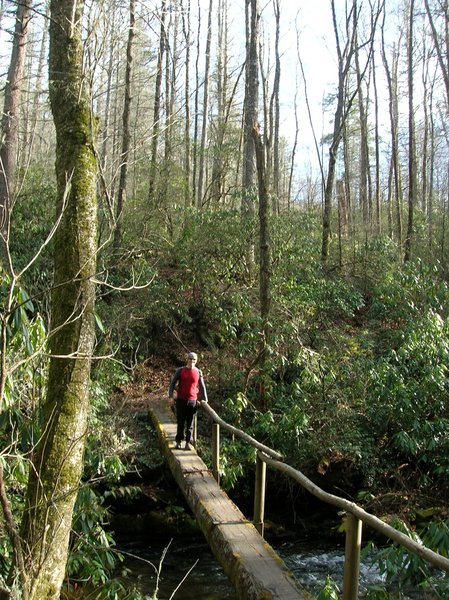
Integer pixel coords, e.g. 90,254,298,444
20,2,98,599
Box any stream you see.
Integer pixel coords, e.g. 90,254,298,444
117,535,425,599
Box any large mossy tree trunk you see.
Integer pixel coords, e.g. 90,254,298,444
20,1,98,599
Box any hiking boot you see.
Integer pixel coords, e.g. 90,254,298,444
175,442,182,449
184,442,191,450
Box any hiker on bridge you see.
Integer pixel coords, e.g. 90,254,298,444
168,351,208,450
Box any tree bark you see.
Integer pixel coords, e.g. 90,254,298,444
372,46,381,234
20,1,98,598
253,123,270,410
242,0,259,213
424,0,449,108
22,5,48,174
192,0,202,207
197,0,213,206
0,0,33,271
114,0,136,251
381,17,403,250
148,0,167,205
210,0,228,205
271,0,281,211
181,0,192,206
404,0,416,262
354,29,370,227
322,0,355,265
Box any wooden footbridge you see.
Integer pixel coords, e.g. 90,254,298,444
148,398,449,600
149,397,307,599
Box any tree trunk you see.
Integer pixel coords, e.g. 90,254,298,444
114,0,136,251
253,124,270,411
181,0,192,207
192,0,202,207
0,0,33,271
355,29,369,227
381,22,403,251
424,0,449,108
148,0,167,205
20,2,98,599
210,0,228,205
404,0,416,262
322,0,352,265
242,0,259,213
197,0,213,206
100,9,118,185
372,46,381,234
270,0,281,212
322,0,382,265
22,5,48,173
428,77,436,254
288,87,299,209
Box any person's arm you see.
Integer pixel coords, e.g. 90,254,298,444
198,369,208,403
168,368,182,406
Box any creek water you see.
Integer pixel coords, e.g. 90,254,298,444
117,534,423,599
117,537,237,599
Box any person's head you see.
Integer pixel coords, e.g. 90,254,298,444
186,351,198,367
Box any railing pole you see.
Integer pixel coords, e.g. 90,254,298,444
342,512,362,600
212,423,220,484
253,454,266,537
193,413,197,444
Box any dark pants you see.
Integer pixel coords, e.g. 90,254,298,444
175,398,197,444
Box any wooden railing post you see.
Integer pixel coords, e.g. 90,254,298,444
253,453,266,537
193,413,197,444
212,422,220,484
342,512,362,600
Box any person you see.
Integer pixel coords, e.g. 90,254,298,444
168,351,208,450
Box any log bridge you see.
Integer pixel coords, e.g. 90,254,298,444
148,397,309,600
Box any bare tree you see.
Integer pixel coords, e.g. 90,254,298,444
321,0,383,265
0,0,33,270
210,0,228,205
381,11,403,248
270,0,281,211
192,0,202,207
242,0,260,213
253,123,270,410
181,0,192,206
114,0,136,250
22,4,49,172
354,27,370,226
148,0,167,205
322,0,359,264
197,0,213,206
404,0,417,262
424,0,449,108
372,43,381,234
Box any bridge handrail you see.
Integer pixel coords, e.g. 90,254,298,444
260,452,449,574
199,400,449,580
200,401,283,461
